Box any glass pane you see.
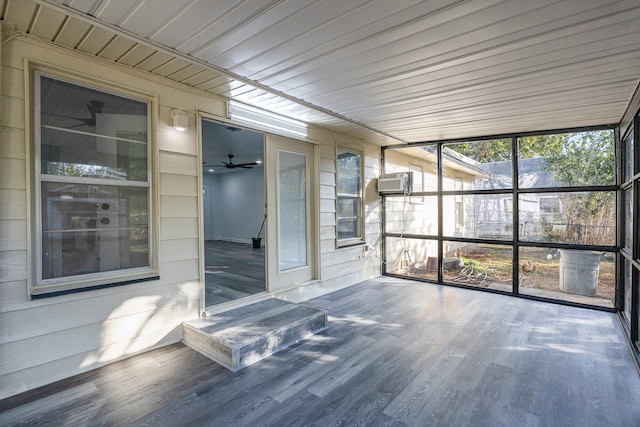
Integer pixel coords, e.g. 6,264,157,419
625,189,633,250
443,242,512,290
384,196,437,235
337,196,360,239
637,283,640,344
41,183,149,279
42,229,148,279
623,259,633,325
383,146,438,191
41,127,147,181
337,148,361,195
518,191,615,245
384,236,437,281
443,194,513,240
443,139,513,190
40,76,147,138
518,247,614,308
624,131,634,182
518,130,614,188
278,150,307,271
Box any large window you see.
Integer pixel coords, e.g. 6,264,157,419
382,130,617,310
336,147,363,246
33,72,155,296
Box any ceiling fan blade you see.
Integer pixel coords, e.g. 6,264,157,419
66,121,93,128
217,154,258,169
42,100,103,128
234,162,258,167
42,112,92,125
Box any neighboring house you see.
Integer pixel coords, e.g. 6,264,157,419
382,150,573,263
382,146,488,271
479,157,576,241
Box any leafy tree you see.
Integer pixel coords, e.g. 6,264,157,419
448,139,512,162
448,130,615,245
518,134,566,159
449,135,571,163
541,130,615,245
542,130,614,186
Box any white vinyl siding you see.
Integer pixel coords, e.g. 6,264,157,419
0,34,381,401
409,163,424,204
0,37,200,400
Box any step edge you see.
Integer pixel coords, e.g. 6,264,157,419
233,323,329,370
182,310,327,349
231,311,328,348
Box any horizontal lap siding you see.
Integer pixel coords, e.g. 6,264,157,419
315,132,381,293
0,250,27,283
0,35,383,400
0,38,202,399
0,220,27,251
0,327,179,399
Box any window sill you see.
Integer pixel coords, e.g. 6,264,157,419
31,274,160,299
337,238,366,249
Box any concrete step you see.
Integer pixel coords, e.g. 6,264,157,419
182,298,328,371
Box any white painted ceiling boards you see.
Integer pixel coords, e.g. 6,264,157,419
8,0,640,144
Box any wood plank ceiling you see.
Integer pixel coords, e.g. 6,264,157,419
5,0,640,144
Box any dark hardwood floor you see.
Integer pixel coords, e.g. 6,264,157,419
2,277,639,426
204,240,265,307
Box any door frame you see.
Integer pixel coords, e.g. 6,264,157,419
197,111,319,314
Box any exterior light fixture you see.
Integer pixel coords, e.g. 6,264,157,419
171,109,188,132
227,100,307,138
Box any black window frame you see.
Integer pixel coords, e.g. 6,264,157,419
381,125,618,312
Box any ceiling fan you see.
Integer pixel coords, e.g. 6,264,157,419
206,154,258,169
43,100,104,128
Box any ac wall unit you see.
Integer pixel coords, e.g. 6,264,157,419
378,172,411,194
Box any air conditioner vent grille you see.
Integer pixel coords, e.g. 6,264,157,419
378,172,411,193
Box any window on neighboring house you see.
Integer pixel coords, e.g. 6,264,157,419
539,196,560,222
503,198,513,214
454,177,464,229
409,163,424,204
336,147,363,246
33,72,155,296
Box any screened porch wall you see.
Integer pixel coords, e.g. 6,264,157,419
619,81,640,369
382,132,617,310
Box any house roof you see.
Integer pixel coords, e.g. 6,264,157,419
11,0,640,145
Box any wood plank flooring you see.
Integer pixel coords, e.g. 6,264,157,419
2,277,639,426
204,240,265,306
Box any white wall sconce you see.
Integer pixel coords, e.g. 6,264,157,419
171,109,188,132
227,100,307,138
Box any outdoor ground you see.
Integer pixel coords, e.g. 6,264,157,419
401,245,614,305
517,247,615,301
